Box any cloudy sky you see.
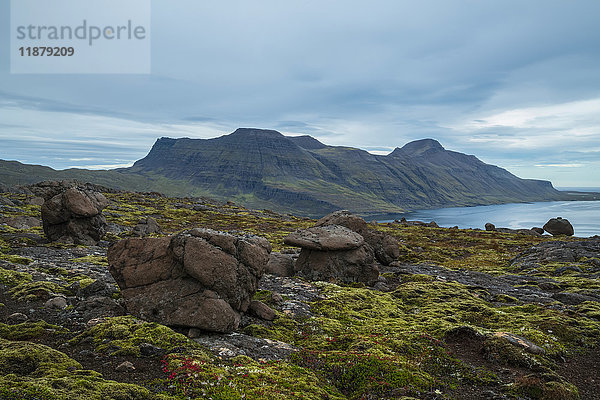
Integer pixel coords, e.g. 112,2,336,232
1,0,599,187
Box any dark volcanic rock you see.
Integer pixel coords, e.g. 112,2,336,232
107,228,271,333
293,239,379,284
510,240,600,269
314,210,400,265
41,185,109,245
543,217,574,236
265,252,297,277
132,216,162,236
531,227,545,235
485,223,496,231
284,225,364,251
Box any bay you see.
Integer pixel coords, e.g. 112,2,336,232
387,201,600,238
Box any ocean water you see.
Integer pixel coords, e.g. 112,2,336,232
386,201,600,238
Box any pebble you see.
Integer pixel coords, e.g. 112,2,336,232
115,361,136,372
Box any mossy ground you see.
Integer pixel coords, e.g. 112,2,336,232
1,190,598,399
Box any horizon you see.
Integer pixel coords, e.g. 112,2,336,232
1,1,600,186
2,128,600,191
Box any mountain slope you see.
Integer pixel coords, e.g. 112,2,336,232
126,128,565,216
0,128,570,217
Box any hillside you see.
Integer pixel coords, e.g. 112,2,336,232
0,188,598,399
128,128,565,216
0,128,572,217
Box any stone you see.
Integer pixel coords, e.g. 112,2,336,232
132,216,162,236
485,222,496,231
76,296,124,320
41,184,109,245
493,332,545,355
543,217,574,236
315,210,368,233
78,280,118,298
0,216,41,229
26,196,45,206
511,240,600,269
44,296,68,310
7,312,28,324
362,229,400,265
531,227,544,235
108,229,271,333
285,217,384,284
554,265,583,275
284,225,364,251
314,210,400,265
249,300,277,321
115,361,136,372
139,342,165,357
295,244,379,284
265,252,296,277
552,292,599,305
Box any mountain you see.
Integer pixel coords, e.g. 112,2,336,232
0,128,570,217
127,128,565,216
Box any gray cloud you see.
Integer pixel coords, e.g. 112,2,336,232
0,0,599,186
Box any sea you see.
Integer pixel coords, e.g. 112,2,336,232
384,197,600,238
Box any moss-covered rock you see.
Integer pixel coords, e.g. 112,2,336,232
9,281,70,301
0,321,66,341
70,316,205,357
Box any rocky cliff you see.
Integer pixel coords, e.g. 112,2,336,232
128,128,564,216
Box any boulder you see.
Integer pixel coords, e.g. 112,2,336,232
543,217,574,236
314,210,399,265
284,225,364,251
531,227,544,235
0,216,40,229
248,300,277,321
315,210,368,233
362,229,400,265
485,222,495,231
108,228,271,333
265,252,297,277
41,185,109,245
132,216,162,236
294,243,379,284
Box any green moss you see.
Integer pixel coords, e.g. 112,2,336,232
69,255,108,266
0,266,32,286
513,374,580,400
0,321,66,340
156,354,344,400
0,339,168,400
0,339,80,377
9,281,69,302
71,316,205,357
0,254,33,265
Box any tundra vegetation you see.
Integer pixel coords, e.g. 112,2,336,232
0,189,598,399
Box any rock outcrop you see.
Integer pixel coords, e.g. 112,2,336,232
314,210,400,265
265,252,297,277
543,217,574,236
132,216,162,236
284,211,398,284
108,228,271,333
41,185,109,245
483,222,541,236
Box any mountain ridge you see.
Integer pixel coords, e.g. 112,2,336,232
0,128,578,217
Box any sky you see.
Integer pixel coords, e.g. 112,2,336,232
1,0,599,187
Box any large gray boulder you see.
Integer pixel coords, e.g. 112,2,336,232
284,225,364,251
108,228,271,333
543,217,574,236
314,210,399,265
41,186,109,245
284,220,380,284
